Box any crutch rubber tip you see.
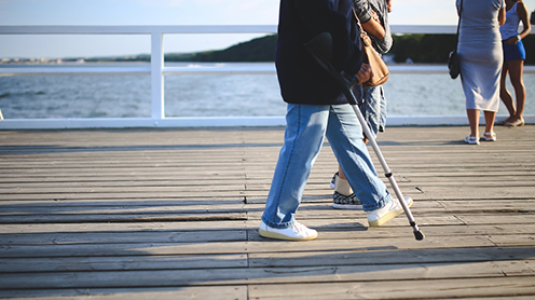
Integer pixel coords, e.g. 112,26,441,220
414,230,425,241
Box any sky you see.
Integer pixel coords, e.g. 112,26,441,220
1,0,534,59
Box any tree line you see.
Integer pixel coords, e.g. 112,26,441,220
162,33,534,65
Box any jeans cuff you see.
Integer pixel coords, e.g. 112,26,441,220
362,194,392,211
261,216,296,229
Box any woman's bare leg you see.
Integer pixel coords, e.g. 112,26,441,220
499,62,516,122
506,59,526,123
484,110,496,134
466,109,480,138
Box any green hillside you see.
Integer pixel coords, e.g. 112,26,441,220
165,34,277,62
166,33,534,65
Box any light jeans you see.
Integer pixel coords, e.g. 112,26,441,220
261,103,392,229
359,85,387,139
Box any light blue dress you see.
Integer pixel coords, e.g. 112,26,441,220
456,0,505,111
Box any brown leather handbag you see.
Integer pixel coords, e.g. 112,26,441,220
353,10,389,88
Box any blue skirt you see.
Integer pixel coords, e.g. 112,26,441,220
503,39,526,62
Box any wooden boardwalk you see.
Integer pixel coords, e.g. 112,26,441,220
0,125,534,300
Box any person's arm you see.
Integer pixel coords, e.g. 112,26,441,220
353,0,385,40
361,11,386,40
517,1,532,39
504,1,531,45
498,7,506,26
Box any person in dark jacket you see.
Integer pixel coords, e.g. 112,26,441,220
259,0,412,241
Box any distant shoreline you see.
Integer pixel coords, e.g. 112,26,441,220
2,33,534,65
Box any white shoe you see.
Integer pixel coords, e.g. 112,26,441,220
464,135,480,145
259,221,318,241
367,197,413,227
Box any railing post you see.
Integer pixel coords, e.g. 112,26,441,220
151,32,164,120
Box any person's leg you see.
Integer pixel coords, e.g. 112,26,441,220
484,110,496,132
332,85,385,201
261,104,329,229
360,85,385,139
326,104,391,211
379,85,387,133
506,59,526,125
483,110,497,141
338,166,346,179
499,62,516,122
327,104,411,226
465,109,480,144
328,104,413,226
466,109,480,137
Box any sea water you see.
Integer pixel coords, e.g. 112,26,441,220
0,63,533,119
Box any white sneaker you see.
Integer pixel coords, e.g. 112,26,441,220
367,197,413,227
259,221,318,241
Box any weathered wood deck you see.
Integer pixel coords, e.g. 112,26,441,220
0,125,534,300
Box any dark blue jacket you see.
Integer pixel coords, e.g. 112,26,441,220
276,0,363,105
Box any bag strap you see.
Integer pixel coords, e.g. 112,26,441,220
353,9,369,36
455,0,464,50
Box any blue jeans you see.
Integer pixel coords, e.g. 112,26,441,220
359,85,387,139
261,103,392,229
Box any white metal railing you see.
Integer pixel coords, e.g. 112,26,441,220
0,25,533,129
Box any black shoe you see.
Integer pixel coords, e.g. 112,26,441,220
333,191,363,210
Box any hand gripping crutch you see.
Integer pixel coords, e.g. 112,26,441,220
304,32,425,241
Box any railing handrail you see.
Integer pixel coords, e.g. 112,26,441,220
1,24,531,35
0,25,279,34
0,25,533,129
0,25,463,35
2,65,535,76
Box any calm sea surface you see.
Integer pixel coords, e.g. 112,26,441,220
0,63,534,119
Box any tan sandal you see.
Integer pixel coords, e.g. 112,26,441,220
481,132,496,142
506,118,525,127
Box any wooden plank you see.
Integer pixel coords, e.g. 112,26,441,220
456,215,535,225
1,247,531,273
0,254,247,273
0,220,249,234
429,298,535,300
0,198,246,206
0,235,507,258
3,216,529,236
0,185,246,194
248,246,535,268
0,212,248,223
0,191,248,200
1,230,246,245
0,204,247,215
0,179,247,186
244,202,535,219
248,277,535,300
0,260,533,289
0,286,247,300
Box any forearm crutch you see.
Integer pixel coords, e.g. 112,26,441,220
305,32,425,241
